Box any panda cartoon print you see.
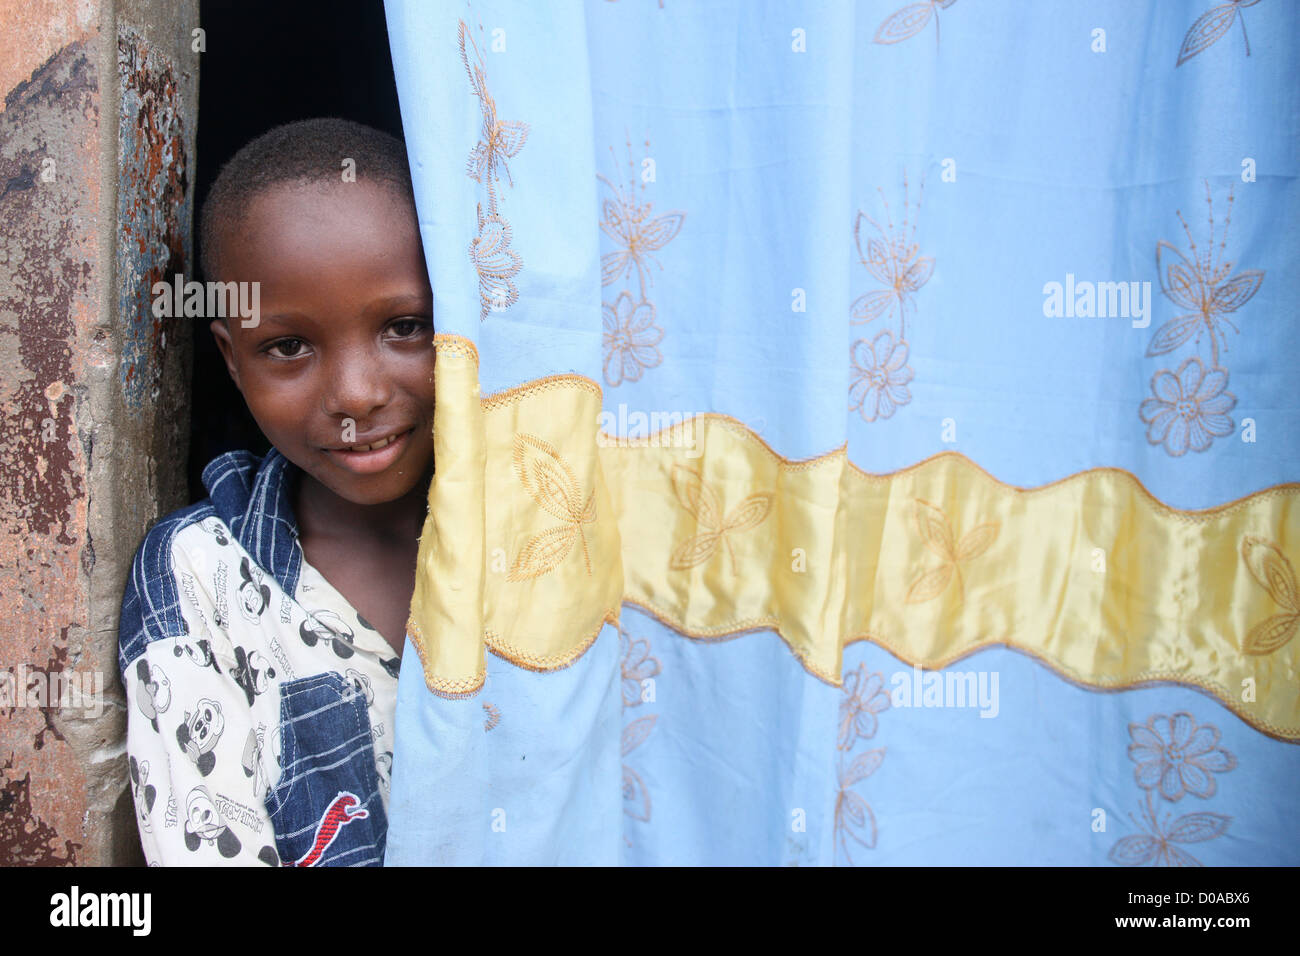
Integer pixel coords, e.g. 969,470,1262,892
176,698,224,777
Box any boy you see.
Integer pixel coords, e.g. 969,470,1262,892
119,118,435,865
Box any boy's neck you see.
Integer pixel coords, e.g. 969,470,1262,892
293,469,431,545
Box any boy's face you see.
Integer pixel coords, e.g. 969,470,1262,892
210,180,435,508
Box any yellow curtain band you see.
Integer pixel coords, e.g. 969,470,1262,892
409,335,1300,740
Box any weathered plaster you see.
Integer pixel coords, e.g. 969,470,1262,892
117,29,188,408
0,0,198,866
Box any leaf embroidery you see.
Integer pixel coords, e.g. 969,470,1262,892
471,204,522,317
619,626,661,837
904,499,998,604
506,434,596,581
622,715,657,823
622,715,657,756
668,465,773,573
873,0,957,48
1240,536,1300,655
1176,0,1260,67
832,666,890,866
842,748,885,788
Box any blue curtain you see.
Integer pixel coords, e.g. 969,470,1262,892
381,0,1300,865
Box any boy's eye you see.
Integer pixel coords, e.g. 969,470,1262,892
265,337,308,359
386,317,429,339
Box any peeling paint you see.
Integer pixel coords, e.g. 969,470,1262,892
117,30,188,409
0,47,91,543
30,643,71,751
1,3,198,867
0,38,96,866
0,755,80,866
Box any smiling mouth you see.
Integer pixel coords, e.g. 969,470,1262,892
347,433,401,452
325,427,416,474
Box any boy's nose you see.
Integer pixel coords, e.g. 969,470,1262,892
322,350,394,420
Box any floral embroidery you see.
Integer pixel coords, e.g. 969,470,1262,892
668,464,773,573
905,498,998,605
619,624,661,839
482,702,501,731
1142,182,1261,455
459,18,530,321
834,663,889,865
1111,712,1237,866
850,173,930,421
874,0,958,48
507,434,596,581
1139,358,1236,457
599,135,684,387
1177,0,1261,66
1128,713,1237,801
838,667,890,750
602,292,664,387
1240,536,1300,655
849,331,914,422
620,629,661,708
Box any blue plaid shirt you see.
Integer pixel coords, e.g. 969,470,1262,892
120,450,401,866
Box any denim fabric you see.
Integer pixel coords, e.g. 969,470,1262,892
121,449,399,866
119,450,303,680
268,673,388,866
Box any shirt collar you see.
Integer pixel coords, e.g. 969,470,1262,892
202,448,304,598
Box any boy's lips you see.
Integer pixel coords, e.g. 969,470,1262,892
324,427,416,475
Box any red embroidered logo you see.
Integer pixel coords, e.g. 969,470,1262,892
293,791,369,867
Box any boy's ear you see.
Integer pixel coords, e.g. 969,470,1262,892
210,319,242,390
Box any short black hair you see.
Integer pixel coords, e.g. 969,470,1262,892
198,117,415,281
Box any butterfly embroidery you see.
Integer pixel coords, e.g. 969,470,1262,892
668,465,772,573
851,209,934,327
507,434,596,581
459,21,530,200
598,173,685,300
904,499,998,605
1148,192,1263,366
1240,536,1300,656
459,16,529,320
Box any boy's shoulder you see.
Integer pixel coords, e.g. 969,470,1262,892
118,449,297,677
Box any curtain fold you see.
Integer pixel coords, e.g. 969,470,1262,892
383,0,1300,865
